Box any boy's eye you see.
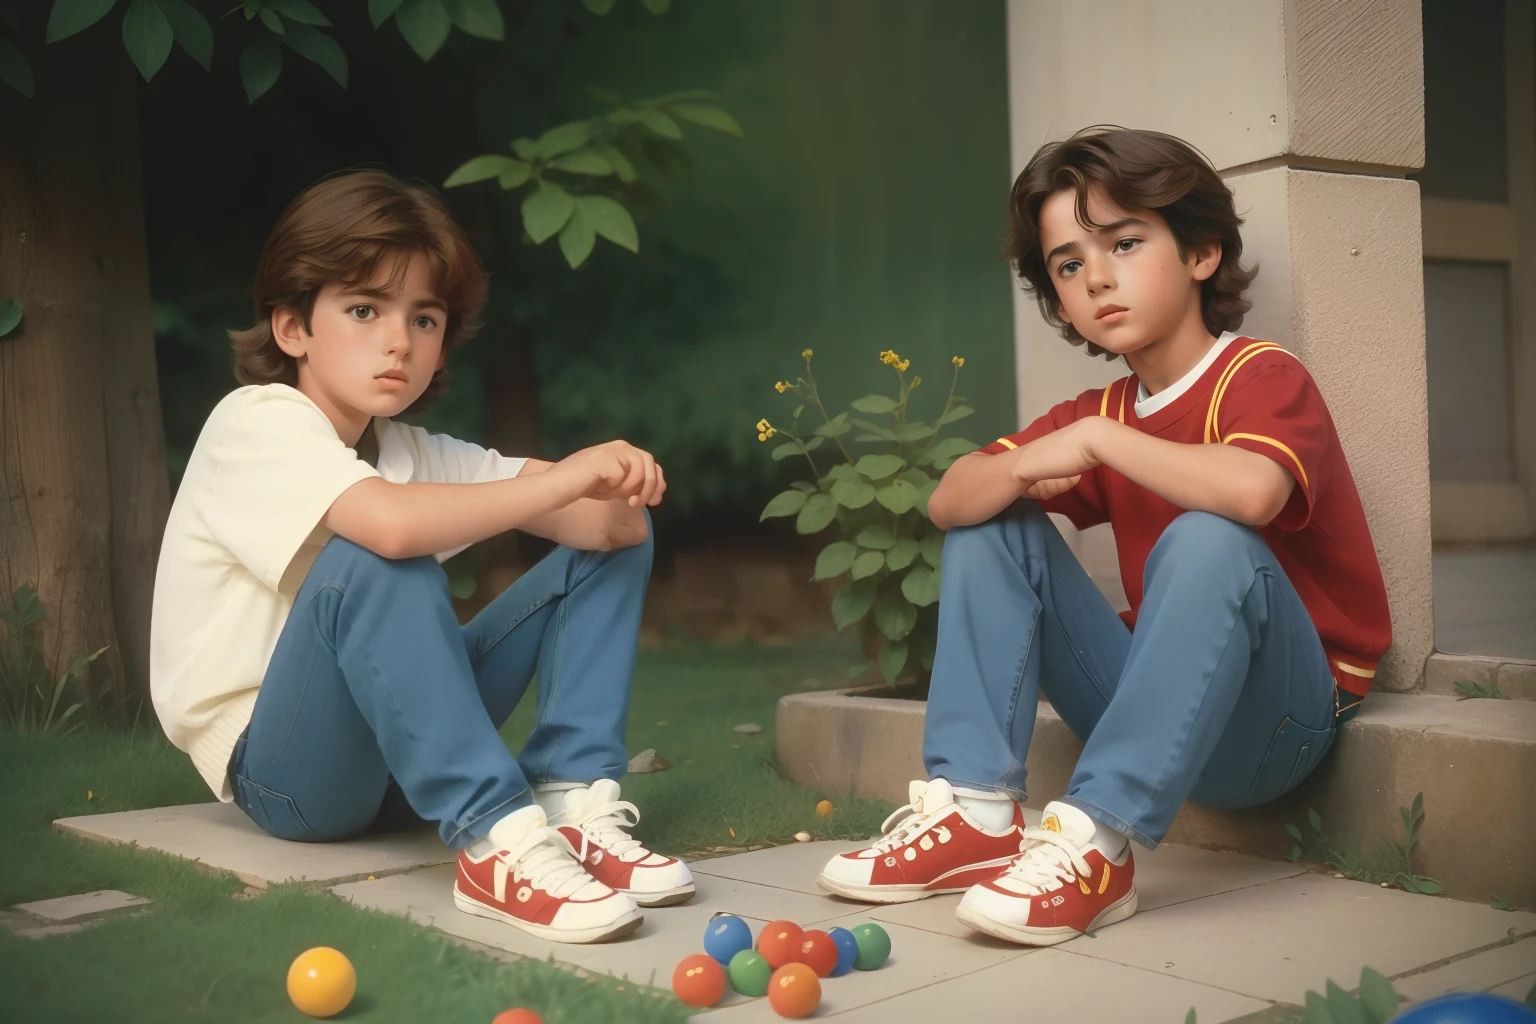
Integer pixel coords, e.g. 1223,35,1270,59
349,304,376,320
1058,259,1082,277
413,314,438,330
1114,237,1141,253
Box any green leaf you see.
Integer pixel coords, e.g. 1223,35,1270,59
1410,875,1443,895
831,477,876,509
790,481,818,494
796,493,837,534
0,295,23,337
558,206,596,268
851,418,897,441
902,566,941,607
851,394,898,414
823,463,858,482
395,0,451,60
595,142,636,182
46,0,119,43
638,106,682,139
282,23,347,87
0,42,30,98
855,525,895,550
577,195,639,253
369,0,406,27
442,0,503,40
914,629,936,671
814,412,851,438
918,436,979,466
122,0,174,81
879,639,908,682
875,590,917,641
548,147,613,176
1286,823,1304,843
831,578,876,629
1324,981,1366,1024
813,541,857,580
582,0,616,12
920,532,944,569
847,660,870,679
510,137,538,160
534,120,593,159
444,154,528,188
239,34,282,103
876,479,920,514
259,8,284,34
1290,844,1303,862
898,421,936,441
1303,989,1335,1024
1186,1011,1197,1024
666,102,742,136
1356,968,1398,1024
851,551,885,580
1308,808,1324,832
855,454,904,480
522,182,575,244
760,490,808,520
160,0,211,71
886,537,919,570
268,0,330,25
938,404,976,426
771,440,804,462
637,0,669,12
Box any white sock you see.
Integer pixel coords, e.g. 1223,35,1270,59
1090,817,1129,860
532,782,586,825
951,785,1017,833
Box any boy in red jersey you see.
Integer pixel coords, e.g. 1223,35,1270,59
818,128,1391,946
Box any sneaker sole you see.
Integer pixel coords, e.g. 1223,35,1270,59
816,856,1020,904
454,890,644,944
626,883,695,908
954,888,1139,947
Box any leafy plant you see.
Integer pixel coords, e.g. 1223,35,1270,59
1491,893,1513,911
1185,967,1400,1024
1286,794,1443,896
1385,792,1443,895
444,88,742,269
1287,807,1364,879
0,584,106,736
757,349,980,685
1453,678,1509,700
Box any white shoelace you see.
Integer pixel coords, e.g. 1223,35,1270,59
999,826,1092,894
570,798,649,864
499,824,593,899
869,796,945,855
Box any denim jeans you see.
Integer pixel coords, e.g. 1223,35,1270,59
923,502,1337,849
228,523,653,849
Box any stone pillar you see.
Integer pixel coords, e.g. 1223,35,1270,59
1005,0,1432,690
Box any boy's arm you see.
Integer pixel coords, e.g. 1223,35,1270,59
324,441,662,559
928,451,1080,530
1013,417,1295,526
510,459,654,551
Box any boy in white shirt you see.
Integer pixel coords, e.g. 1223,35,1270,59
150,169,690,944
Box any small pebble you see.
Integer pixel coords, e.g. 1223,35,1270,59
1333,873,1344,879
627,749,672,774
733,723,763,735
794,832,811,843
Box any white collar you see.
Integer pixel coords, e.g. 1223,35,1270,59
1135,331,1239,417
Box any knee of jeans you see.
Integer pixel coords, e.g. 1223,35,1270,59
942,519,1007,570
1150,511,1265,569
320,536,441,585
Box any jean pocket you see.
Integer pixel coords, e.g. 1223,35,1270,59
234,775,320,842
1250,717,1334,802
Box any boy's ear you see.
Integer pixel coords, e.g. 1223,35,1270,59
271,306,309,359
1190,241,1223,283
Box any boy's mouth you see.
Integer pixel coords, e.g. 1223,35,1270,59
1095,304,1128,322
376,369,409,387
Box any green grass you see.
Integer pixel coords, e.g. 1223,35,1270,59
0,641,893,1023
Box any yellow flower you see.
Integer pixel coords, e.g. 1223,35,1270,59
911,376,922,388
952,356,965,368
801,348,813,360
756,418,777,441
897,359,911,373
879,349,901,367
774,381,789,393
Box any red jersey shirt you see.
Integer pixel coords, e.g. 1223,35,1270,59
980,337,1391,699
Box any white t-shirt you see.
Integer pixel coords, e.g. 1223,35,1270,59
1134,331,1239,417
149,384,527,800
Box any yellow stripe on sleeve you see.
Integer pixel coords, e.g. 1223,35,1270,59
1117,379,1127,423
1224,432,1310,490
1204,342,1282,442
1099,386,1111,418
994,437,1018,450
1334,661,1376,679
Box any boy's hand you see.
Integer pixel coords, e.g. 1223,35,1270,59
1010,419,1100,498
554,441,667,507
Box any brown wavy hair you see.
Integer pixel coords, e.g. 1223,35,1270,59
1004,126,1257,359
229,168,487,414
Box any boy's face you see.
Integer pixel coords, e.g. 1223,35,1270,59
1038,185,1219,355
274,250,448,432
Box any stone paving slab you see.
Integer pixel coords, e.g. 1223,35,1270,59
1066,873,1536,1006
54,802,451,888
14,889,151,924
1393,937,1536,1003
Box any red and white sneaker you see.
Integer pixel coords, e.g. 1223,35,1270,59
955,800,1137,945
554,780,695,908
817,779,1026,903
455,804,642,944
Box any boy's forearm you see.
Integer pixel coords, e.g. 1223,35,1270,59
929,450,1026,530
1086,419,1293,526
325,471,586,560
520,497,649,551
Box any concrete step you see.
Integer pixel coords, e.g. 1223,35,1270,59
1426,652,1536,701
776,688,1536,908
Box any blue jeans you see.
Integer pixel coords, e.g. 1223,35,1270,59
229,524,653,849
924,503,1337,849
